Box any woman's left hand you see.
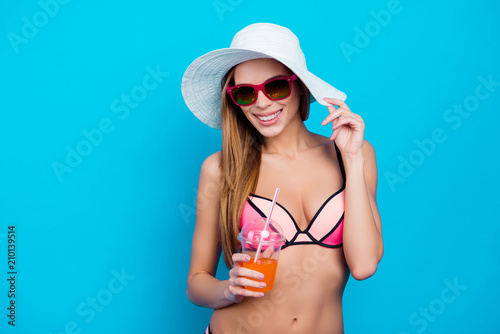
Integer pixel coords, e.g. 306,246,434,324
321,98,365,159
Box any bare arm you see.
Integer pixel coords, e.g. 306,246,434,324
342,140,383,280
322,98,383,280
186,152,233,309
186,152,265,309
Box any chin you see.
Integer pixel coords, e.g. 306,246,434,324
255,124,285,138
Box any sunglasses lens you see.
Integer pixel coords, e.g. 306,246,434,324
265,79,290,100
232,86,255,106
229,77,293,106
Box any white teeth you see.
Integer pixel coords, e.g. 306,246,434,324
257,110,281,121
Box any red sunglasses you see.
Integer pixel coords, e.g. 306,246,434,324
226,74,298,106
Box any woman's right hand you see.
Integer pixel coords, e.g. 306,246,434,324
224,253,266,303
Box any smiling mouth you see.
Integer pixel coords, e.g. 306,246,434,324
256,110,282,121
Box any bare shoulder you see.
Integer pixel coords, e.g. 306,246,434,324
314,136,376,164
362,139,376,161
196,151,222,222
308,132,334,152
200,151,222,181
310,132,331,145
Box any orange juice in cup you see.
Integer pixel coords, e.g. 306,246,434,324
241,258,278,292
238,218,285,293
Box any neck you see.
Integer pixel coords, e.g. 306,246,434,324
261,114,315,158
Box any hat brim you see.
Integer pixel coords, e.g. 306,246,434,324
181,48,346,129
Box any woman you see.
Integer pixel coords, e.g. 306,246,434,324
181,23,383,334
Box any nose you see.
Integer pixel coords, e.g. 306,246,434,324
254,89,272,108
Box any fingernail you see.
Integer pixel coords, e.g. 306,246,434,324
259,292,265,297
245,255,250,261
260,282,266,288
258,274,265,279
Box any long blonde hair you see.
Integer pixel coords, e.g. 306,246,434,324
218,64,310,268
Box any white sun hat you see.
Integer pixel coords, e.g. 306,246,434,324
181,23,346,129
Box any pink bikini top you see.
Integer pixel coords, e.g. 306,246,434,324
241,143,345,250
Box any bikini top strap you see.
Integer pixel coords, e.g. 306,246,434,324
334,141,346,183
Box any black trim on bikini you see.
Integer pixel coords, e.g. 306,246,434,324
246,198,267,218
303,184,345,233
282,241,343,250
249,191,345,247
247,196,302,237
334,141,346,184
249,184,344,234
283,213,344,249
248,193,302,233
286,229,316,245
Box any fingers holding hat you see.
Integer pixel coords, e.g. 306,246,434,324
323,97,350,110
320,97,353,126
321,98,365,156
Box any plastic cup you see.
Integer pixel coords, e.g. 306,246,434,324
238,217,285,292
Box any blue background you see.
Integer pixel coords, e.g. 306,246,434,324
1,0,499,333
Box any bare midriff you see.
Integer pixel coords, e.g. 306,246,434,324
210,245,349,334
